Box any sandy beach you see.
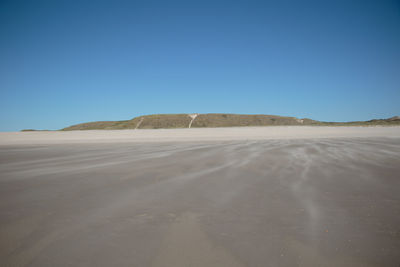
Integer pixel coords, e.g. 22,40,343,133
1,127,400,266
1,126,400,145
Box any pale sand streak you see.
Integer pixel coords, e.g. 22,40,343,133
1,126,400,145
135,117,144,130
188,114,198,128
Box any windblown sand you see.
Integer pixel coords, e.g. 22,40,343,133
0,127,399,266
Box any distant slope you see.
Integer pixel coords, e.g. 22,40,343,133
62,113,319,130
60,114,400,131
190,114,317,127
62,114,193,130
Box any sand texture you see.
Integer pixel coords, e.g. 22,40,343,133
0,127,400,266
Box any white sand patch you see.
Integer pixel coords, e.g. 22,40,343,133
188,114,198,128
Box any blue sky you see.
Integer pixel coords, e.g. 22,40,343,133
1,0,399,131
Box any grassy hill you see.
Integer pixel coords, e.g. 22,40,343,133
58,114,400,131
61,113,319,130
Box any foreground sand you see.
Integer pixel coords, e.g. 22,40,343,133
0,127,400,266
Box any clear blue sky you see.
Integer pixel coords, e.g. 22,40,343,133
1,0,399,131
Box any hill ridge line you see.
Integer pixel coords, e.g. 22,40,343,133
54,113,400,131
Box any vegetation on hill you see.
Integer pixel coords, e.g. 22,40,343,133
19,114,398,131
59,113,400,131
62,114,193,130
191,114,317,127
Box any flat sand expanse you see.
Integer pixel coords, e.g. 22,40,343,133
1,128,400,266
1,126,400,145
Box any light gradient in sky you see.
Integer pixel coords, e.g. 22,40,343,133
1,0,399,131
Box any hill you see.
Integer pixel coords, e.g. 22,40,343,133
61,114,319,130
59,113,400,131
